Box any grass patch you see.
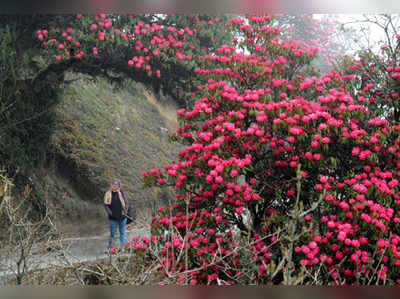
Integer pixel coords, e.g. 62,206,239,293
41,73,181,233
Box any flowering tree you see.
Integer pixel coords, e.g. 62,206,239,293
34,13,400,285
136,14,400,285
35,13,233,108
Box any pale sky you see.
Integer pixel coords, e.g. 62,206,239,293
314,14,390,53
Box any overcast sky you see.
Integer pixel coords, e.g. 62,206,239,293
314,14,395,53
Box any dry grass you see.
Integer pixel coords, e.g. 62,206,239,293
9,252,158,285
141,87,179,133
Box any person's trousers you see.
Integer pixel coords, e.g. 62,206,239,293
108,217,127,249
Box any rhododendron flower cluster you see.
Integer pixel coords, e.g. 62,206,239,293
36,14,202,77
35,14,233,107
275,14,353,70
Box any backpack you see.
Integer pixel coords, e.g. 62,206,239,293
126,205,136,224
121,190,135,224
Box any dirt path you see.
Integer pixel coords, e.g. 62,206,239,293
0,227,149,285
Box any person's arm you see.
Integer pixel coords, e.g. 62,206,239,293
104,191,113,217
104,204,112,217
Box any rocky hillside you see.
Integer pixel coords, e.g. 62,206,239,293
32,74,181,237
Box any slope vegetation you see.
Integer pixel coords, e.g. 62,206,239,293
34,74,180,236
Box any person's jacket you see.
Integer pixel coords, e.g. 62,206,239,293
104,190,129,220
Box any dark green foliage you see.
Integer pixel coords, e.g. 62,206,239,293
0,20,62,176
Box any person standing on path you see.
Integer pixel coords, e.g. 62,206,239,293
104,179,129,250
